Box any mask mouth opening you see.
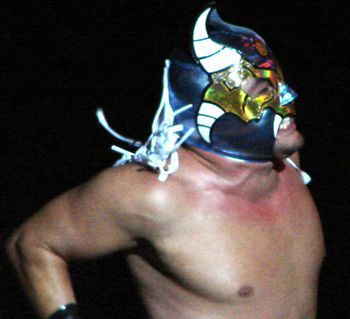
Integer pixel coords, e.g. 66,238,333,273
273,114,283,138
273,114,297,137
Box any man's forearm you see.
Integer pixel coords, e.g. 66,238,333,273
7,234,77,318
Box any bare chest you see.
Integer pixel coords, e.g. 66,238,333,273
128,173,325,318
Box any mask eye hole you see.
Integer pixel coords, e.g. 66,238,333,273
242,78,274,98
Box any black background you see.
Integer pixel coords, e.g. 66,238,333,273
1,1,349,318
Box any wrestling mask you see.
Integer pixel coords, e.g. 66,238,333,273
169,7,298,162
98,6,310,182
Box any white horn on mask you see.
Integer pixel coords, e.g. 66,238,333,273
193,8,238,143
192,8,241,74
196,102,225,143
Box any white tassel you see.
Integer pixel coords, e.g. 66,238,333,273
97,59,194,182
286,158,312,185
96,108,142,147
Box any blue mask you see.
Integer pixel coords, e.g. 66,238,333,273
168,7,297,162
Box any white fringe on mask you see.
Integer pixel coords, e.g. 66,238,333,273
96,60,194,182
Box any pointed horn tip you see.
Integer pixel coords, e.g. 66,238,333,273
96,107,104,115
193,7,212,40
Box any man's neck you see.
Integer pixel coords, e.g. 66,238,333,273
178,147,280,201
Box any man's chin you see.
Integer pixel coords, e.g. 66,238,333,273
274,148,298,160
274,134,304,160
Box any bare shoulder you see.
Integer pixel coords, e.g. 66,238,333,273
86,163,177,217
10,163,179,260
71,163,187,235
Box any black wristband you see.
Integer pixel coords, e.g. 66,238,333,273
48,303,79,319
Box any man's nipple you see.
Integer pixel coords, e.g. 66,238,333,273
237,285,254,298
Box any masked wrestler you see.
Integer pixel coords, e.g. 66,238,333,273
7,6,325,319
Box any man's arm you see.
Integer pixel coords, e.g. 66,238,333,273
6,166,150,318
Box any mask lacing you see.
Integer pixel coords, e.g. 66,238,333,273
97,60,194,182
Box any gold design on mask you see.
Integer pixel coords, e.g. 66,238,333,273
203,59,295,122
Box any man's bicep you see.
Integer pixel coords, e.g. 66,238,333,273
18,169,138,261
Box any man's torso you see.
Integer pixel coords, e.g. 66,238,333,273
124,161,325,319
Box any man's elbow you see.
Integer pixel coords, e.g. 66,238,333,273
6,230,23,268
6,228,55,270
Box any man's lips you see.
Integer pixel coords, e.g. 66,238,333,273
279,117,296,131
273,115,296,137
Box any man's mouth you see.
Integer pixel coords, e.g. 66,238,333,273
273,115,296,137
